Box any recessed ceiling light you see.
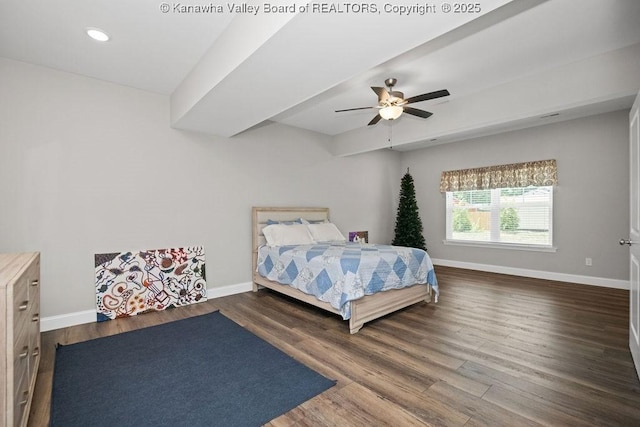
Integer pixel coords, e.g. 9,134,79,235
86,27,110,42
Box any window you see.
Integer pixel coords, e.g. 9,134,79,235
445,186,553,247
440,159,557,250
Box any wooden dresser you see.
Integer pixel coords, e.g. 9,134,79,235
0,253,40,427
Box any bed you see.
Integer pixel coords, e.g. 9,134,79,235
252,207,438,333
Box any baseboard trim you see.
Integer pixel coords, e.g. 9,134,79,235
41,282,254,332
41,264,628,332
41,309,97,332
206,281,253,298
431,258,629,290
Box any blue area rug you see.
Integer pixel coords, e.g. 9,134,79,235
50,311,335,426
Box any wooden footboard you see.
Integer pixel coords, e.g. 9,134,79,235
348,284,431,333
254,271,430,333
252,206,432,334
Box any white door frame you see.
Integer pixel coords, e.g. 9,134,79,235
628,91,640,379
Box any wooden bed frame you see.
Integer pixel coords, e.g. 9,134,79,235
252,207,432,333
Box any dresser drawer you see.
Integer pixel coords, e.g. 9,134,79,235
12,277,30,329
29,314,41,379
13,324,30,396
13,373,29,427
26,260,39,302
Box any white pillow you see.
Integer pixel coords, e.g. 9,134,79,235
307,222,346,242
299,218,327,225
262,224,316,247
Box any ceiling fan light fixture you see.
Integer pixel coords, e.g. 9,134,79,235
335,78,450,126
379,105,403,120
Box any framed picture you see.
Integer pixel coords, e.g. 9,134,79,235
348,231,369,243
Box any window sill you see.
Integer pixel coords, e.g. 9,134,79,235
443,239,557,253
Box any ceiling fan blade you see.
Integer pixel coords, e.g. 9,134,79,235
371,86,389,102
404,89,450,104
403,107,433,119
335,106,374,112
368,114,382,126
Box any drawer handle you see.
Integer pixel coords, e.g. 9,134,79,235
32,347,40,358
19,346,29,359
19,300,29,311
32,313,40,322
19,390,29,406
31,279,39,287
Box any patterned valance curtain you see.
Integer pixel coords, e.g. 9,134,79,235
439,159,557,192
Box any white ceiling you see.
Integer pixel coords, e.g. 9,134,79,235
1,0,639,154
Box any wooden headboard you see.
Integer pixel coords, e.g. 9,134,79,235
251,207,330,288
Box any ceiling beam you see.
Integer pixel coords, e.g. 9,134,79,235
170,0,513,138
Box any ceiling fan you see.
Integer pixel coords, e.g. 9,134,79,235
335,78,450,126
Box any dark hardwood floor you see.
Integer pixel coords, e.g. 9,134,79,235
29,267,640,426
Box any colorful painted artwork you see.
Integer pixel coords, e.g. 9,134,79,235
95,246,207,322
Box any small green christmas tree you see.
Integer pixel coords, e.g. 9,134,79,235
392,169,427,251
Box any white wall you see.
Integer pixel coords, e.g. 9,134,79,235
0,57,401,319
402,110,630,283
0,56,631,324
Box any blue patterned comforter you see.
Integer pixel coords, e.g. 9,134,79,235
256,242,438,319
